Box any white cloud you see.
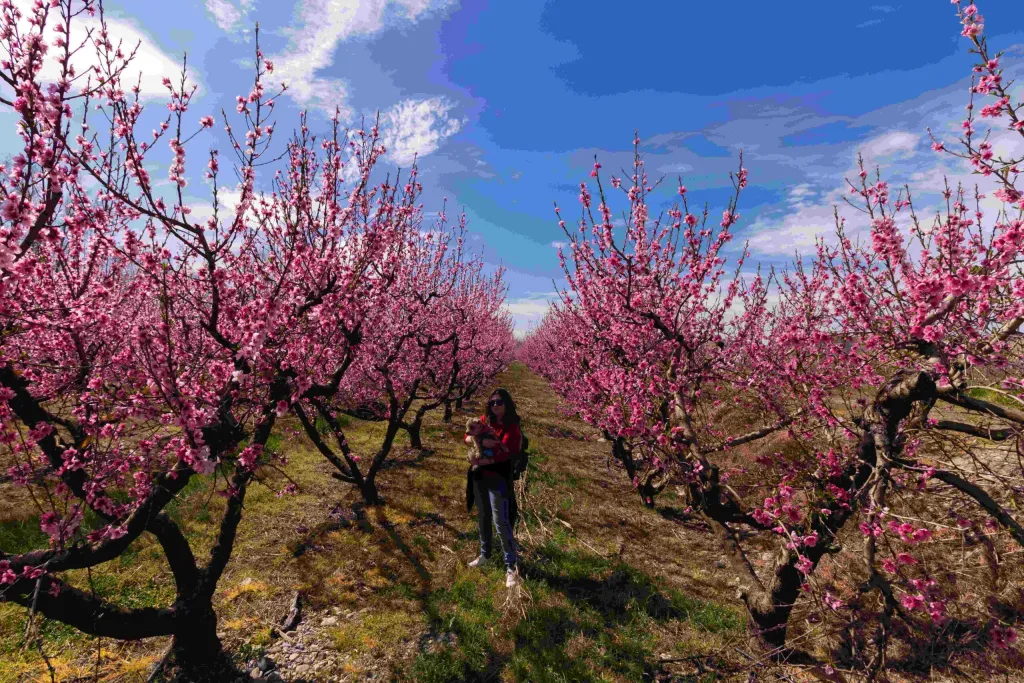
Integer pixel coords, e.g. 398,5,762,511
503,297,556,339
550,241,566,249
205,0,253,32
381,97,463,166
787,183,815,205
744,130,931,257
187,185,245,222
745,126,1020,259
858,131,920,161
658,162,693,173
4,1,199,99
271,0,451,116
745,194,847,257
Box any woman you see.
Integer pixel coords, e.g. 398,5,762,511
464,387,521,587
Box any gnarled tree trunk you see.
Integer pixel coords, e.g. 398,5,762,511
715,371,936,650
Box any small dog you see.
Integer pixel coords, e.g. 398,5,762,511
465,418,496,469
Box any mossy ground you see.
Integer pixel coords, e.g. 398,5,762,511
1,364,751,682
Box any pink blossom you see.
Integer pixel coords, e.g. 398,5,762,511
900,593,925,611
991,625,1018,649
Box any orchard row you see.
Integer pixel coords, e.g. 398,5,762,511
0,1,512,677
520,1,1024,673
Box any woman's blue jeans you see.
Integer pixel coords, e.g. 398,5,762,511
473,474,517,569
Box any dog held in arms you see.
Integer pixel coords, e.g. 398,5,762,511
465,418,496,470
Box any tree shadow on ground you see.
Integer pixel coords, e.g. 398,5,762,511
526,541,711,627
406,574,510,683
370,506,432,594
378,446,434,472
655,505,711,533
836,612,1024,681
501,541,743,682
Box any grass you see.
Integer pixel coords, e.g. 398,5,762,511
331,608,423,653
403,538,743,682
967,386,1024,410
0,364,747,682
409,574,502,681
0,515,49,555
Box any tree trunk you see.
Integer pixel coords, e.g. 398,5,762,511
740,552,806,649
442,402,453,424
638,477,659,508
724,370,937,651
360,476,383,506
169,603,233,680
406,417,424,450
608,435,662,507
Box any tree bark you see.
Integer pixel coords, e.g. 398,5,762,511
360,476,383,506
406,417,424,450
169,602,233,680
715,371,936,651
608,435,664,507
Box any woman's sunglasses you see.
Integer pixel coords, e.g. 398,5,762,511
488,399,504,407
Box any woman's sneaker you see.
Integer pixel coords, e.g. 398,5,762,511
468,555,488,568
505,568,519,587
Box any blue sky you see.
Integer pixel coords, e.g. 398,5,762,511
5,0,1023,334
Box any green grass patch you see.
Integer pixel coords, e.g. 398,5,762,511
0,515,48,555
527,450,549,466
667,588,745,634
314,413,352,434
528,466,560,490
966,387,1024,410
407,541,741,681
531,541,743,634
331,609,421,654
411,646,470,682
264,433,283,455
74,568,174,611
407,575,501,681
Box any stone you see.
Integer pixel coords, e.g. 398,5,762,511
257,656,276,673
250,669,263,679
321,616,339,627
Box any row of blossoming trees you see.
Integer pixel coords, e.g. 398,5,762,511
0,0,512,676
521,2,1024,675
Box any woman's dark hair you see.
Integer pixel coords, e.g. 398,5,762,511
485,388,521,426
